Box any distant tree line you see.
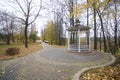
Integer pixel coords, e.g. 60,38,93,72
42,0,120,54
84,0,120,54
0,11,20,45
0,0,120,54
41,20,66,45
0,0,42,48
0,11,38,45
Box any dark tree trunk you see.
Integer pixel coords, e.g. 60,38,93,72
25,24,28,48
6,34,10,45
118,28,120,48
114,2,118,54
69,0,74,27
11,32,15,42
87,0,89,47
99,32,102,51
98,14,107,52
93,8,97,50
107,35,114,53
118,34,120,48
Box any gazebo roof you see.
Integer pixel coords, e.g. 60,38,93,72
67,25,90,31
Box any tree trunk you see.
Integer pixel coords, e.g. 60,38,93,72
87,0,89,47
69,0,74,27
118,29,120,48
114,2,118,54
25,24,28,48
98,14,107,52
93,8,97,50
99,32,102,51
107,35,114,53
6,34,10,45
11,32,15,42
118,34,120,48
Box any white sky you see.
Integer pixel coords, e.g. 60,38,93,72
0,0,93,37
0,0,54,36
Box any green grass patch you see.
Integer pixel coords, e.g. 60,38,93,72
118,48,120,53
0,45,19,48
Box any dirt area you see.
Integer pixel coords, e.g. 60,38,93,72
0,42,43,60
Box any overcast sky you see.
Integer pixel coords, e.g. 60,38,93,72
0,0,54,36
0,0,94,37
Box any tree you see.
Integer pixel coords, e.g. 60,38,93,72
43,20,56,45
93,1,97,50
86,0,90,47
29,31,38,42
29,23,38,42
54,7,64,45
0,11,19,45
84,0,111,52
87,0,120,53
113,0,118,54
69,0,75,27
6,0,42,48
45,0,68,45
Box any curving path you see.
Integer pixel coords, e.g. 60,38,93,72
0,43,114,80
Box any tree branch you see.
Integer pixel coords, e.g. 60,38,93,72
28,0,42,25
15,0,26,16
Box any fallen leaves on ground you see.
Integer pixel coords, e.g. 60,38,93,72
0,42,43,60
79,55,120,80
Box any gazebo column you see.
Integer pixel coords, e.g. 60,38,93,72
78,29,81,52
68,31,70,51
88,31,91,51
75,31,77,44
75,31,77,45
72,32,74,44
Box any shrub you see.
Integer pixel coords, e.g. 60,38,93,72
6,48,20,55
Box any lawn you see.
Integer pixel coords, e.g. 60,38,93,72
79,53,120,80
51,45,66,48
0,42,43,60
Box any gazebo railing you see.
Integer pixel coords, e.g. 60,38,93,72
69,44,89,52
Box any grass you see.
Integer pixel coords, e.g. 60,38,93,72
51,44,66,48
0,42,43,60
118,48,120,53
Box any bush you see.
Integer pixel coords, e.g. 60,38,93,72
6,48,20,55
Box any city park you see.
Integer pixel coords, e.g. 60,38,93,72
0,0,120,80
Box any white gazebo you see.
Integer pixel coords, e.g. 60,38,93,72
67,19,91,52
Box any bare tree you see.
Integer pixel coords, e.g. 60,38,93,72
44,0,70,45
0,11,17,44
69,0,75,27
6,0,42,48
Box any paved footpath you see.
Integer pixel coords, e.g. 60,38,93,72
0,43,114,80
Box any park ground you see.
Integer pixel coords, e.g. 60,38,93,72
79,54,120,80
0,42,43,60
0,42,120,80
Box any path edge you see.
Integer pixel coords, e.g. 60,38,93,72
72,54,116,80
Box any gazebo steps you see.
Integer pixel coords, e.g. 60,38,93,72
68,49,90,52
